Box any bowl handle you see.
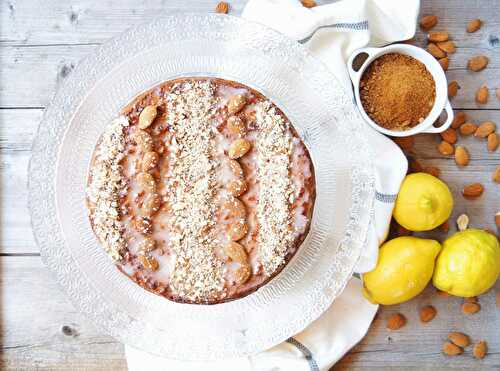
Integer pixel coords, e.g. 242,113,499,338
347,47,379,85
422,100,454,134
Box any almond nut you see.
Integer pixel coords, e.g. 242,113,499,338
142,151,159,171
227,116,246,135
224,241,248,264
475,121,496,138
456,214,469,231
228,159,244,178
428,43,446,59
443,341,463,356
462,302,481,314
454,146,469,166
234,264,252,284
227,220,249,241
136,172,156,193
467,19,482,33
468,55,489,72
462,183,484,198
387,313,406,330
423,166,441,178
420,15,438,30
438,141,454,155
215,1,229,13
473,341,488,359
138,254,159,271
475,86,489,104
301,0,317,7
138,105,158,129
448,81,460,98
448,332,470,348
227,94,247,115
487,133,499,152
459,122,478,136
224,198,247,219
492,167,500,183
437,41,456,54
451,111,467,129
428,31,449,42
438,57,449,71
440,128,457,144
419,305,437,322
228,139,251,159
228,178,248,197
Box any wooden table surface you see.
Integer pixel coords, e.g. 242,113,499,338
1,0,499,369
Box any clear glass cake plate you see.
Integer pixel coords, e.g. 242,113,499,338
29,14,375,360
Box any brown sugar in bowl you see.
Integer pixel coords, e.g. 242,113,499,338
347,44,453,137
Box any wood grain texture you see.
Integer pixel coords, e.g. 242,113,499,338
0,0,499,369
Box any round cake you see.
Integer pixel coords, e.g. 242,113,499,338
86,78,315,304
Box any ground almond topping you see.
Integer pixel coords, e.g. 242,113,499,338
87,116,129,261
165,81,225,301
255,101,294,275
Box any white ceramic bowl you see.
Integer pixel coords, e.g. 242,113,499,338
347,44,453,137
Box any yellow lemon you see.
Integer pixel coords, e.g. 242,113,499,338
433,229,500,297
363,236,442,305
393,173,453,231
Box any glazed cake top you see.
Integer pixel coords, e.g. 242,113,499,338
87,78,315,303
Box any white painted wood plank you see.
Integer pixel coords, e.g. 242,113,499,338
1,256,498,369
0,256,126,370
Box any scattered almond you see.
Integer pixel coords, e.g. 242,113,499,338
301,0,317,7
437,289,450,297
496,212,500,229
473,341,488,359
424,166,441,178
410,159,423,173
459,122,478,136
454,146,469,166
468,55,489,72
492,167,500,183
451,112,467,129
443,341,463,356
428,43,446,59
437,41,456,54
475,121,496,138
448,332,470,348
419,305,437,323
428,31,449,42
448,81,460,98
487,133,498,152
387,313,406,330
462,183,484,198
456,214,469,231
467,19,482,33
440,220,450,233
438,57,449,71
438,140,455,155
440,128,457,144
420,15,438,30
475,86,489,104
215,1,229,13
462,302,481,314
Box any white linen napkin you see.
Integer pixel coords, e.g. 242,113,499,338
126,0,415,369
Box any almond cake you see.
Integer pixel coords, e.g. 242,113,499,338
86,78,315,304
